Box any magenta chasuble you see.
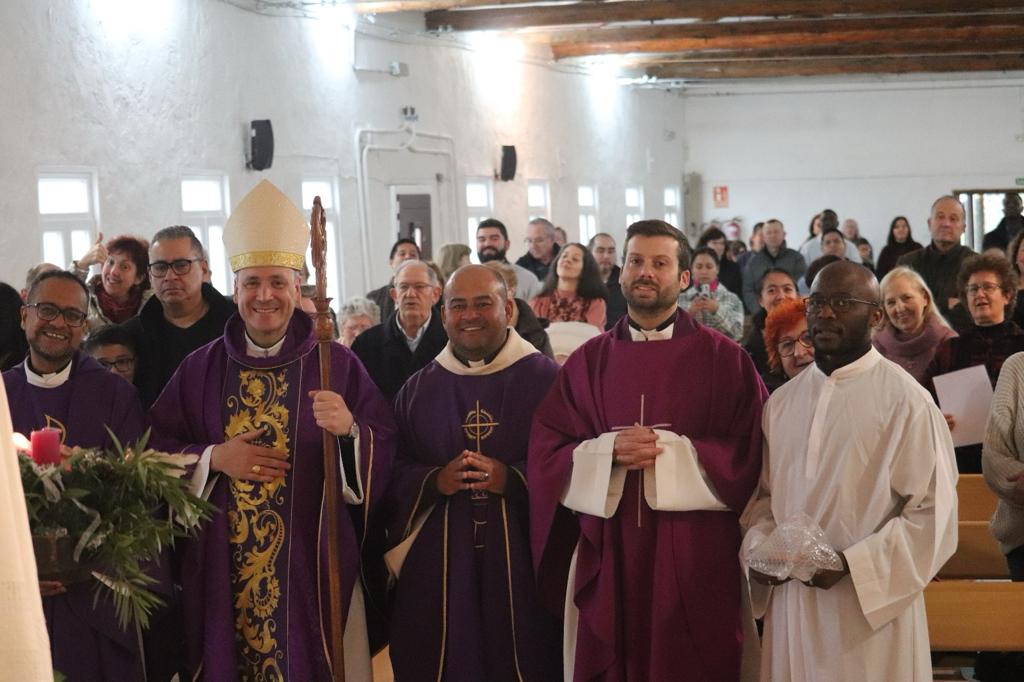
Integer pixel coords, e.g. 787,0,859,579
528,310,766,681
149,313,395,681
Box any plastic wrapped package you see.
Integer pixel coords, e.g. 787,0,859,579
744,512,843,582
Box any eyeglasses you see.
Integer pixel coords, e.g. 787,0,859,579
778,331,813,358
97,356,135,372
149,258,201,277
805,295,879,314
524,237,551,245
25,303,87,327
965,282,1003,297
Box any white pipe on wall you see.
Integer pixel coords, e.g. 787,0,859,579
354,123,457,293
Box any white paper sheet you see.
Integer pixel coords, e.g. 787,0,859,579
933,364,994,447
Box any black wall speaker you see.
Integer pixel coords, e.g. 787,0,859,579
248,120,274,171
499,145,517,182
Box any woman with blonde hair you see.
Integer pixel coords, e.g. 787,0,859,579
873,266,956,384
436,243,472,281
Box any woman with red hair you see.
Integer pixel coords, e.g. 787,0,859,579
762,296,814,393
72,234,153,331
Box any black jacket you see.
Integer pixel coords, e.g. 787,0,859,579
515,243,560,282
604,265,628,331
351,311,448,401
514,298,554,359
125,282,236,408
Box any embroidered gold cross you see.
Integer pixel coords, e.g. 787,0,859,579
462,400,499,453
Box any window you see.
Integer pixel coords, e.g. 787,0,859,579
956,190,1015,250
625,186,644,226
37,171,99,269
301,178,342,306
664,187,680,226
465,178,494,248
527,180,550,220
180,175,230,294
578,185,598,242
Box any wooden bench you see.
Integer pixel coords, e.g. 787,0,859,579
926,474,1024,651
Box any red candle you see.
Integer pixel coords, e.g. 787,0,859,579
30,428,61,466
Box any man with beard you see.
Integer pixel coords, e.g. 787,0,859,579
386,265,561,680
352,259,448,401
3,270,147,681
476,218,541,302
126,225,236,408
588,232,627,329
742,261,957,681
530,220,766,681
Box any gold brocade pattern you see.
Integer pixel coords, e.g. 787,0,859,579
226,369,291,681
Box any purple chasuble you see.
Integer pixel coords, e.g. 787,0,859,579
3,351,147,682
387,350,562,682
528,310,766,682
148,313,396,681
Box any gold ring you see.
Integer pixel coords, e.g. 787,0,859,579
251,464,261,474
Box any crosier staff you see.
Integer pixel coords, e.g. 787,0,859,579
311,196,346,680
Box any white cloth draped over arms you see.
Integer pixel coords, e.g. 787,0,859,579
561,429,729,516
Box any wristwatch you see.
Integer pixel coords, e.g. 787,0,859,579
341,421,359,440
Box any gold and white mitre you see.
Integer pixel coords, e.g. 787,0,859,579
224,179,309,272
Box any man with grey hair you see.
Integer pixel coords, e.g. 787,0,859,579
898,195,975,331
352,259,447,400
517,217,561,281
124,225,235,408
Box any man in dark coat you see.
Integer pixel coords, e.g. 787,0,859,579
353,260,447,401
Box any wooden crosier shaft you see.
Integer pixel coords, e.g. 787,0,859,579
312,197,346,681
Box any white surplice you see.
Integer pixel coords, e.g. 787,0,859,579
740,348,958,682
0,376,54,680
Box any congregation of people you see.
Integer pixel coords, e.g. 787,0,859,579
5,184,1024,681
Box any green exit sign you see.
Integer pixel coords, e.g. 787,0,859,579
1017,177,1024,186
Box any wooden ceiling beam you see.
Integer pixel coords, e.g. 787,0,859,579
426,0,1024,33
646,54,1024,79
616,39,1024,65
551,22,1024,58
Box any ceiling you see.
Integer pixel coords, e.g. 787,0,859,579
347,0,1024,82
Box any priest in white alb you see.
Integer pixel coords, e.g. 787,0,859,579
741,261,958,681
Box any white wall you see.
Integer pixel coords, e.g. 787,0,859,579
682,78,1024,251
0,0,687,300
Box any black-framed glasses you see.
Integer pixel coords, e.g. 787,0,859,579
149,258,201,277
25,303,87,327
778,330,813,358
97,356,135,372
805,295,879,314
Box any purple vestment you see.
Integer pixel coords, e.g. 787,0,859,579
528,310,766,682
387,349,562,681
148,313,396,681
3,351,147,682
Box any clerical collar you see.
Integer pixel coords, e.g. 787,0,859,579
24,357,73,388
453,329,509,367
245,332,286,358
627,313,676,342
396,312,431,353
